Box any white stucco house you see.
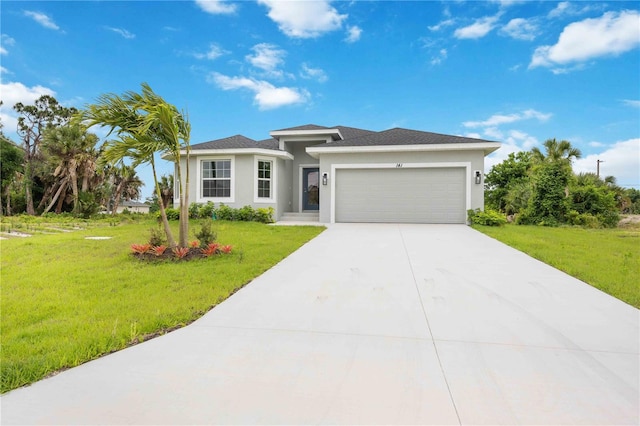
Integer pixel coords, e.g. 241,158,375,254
167,124,500,224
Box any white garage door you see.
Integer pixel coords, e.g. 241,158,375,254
335,167,466,223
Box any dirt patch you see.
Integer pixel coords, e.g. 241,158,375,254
618,215,640,228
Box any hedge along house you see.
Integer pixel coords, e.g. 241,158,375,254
166,124,500,224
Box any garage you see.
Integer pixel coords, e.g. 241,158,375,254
334,167,466,224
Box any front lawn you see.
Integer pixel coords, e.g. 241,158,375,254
473,224,639,309
0,219,324,393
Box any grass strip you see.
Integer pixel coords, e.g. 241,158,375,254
473,224,639,309
0,219,324,393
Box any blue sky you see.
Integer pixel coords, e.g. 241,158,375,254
1,0,639,199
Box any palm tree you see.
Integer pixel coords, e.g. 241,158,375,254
107,164,143,214
41,123,99,214
79,83,190,247
531,138,582,164
158,174,174,209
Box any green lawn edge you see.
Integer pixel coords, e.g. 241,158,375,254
472,224,640,309
0,219,324,393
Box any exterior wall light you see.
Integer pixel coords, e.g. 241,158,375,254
322,172,328,186
475,170,482,184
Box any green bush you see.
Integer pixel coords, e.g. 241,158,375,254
195,218,217,246
188,203,200,219
215,204,235,221
199,202,216,219
467,208,507,226
156,208,180,221
237,205,255,221
148,226,166,246
255,207,275,224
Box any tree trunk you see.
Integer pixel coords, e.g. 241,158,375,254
25,163,35,215
180,145,190,248
151,159,176,248
177,155,187,248
70,164,79,214
111,181,124,216
43,179,67,214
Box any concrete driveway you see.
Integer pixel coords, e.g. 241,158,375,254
2,224,638,425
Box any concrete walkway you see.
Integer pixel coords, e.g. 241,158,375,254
2,224,638,425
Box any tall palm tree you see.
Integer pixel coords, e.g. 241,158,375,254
531,138,582,164
79,83,190,247
41,123,99,214
158,174,174,208
109,164,143,214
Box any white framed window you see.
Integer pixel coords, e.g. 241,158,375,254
254,157,276,203
198,157,234,202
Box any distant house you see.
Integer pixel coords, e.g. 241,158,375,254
165,124,500,224
116,200,150,214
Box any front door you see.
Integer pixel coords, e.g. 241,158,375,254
302,168,320,211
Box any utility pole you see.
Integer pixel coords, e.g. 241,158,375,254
597,159,604,178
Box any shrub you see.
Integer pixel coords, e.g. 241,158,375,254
199,202,216,219
131,244,151,254
237,205,255,221
148,227,166,246
188,203,200,219
467,208,507,226
254,207,275,223
156,208,180,221
195,218,217,246
215,204,235,221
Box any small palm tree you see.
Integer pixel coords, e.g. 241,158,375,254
79,83,190,247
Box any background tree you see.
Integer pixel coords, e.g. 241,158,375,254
0,136,24,216
79,83,190,247
158,174,174,209
531,138,582,164
108,164,143,214
40,123,99,214
13,96,77,215
484,151,532,212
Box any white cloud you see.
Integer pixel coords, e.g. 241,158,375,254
430,48,448,66
483,127,504,139
300,63,328,83
548,1,602,19
105,27,135,39
573,139,640,187
194,43,228,60
194,0,237,15
24,11,60,31
484,130,540,172
258,0,346,38
464,109,552,128
1,34,15,55
208,72,309,110
589,141,606,148
548,1,571,19
429,18,456,32
622,99,640,108
530,10,640,70
345,25,362,43
500,18,538,41
454,15,500,39
0,81,56,135
246,43,286,74
0,66,11,74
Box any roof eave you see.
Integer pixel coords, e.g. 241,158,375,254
163,148,294,160
306,142,501,158
270,128,343,141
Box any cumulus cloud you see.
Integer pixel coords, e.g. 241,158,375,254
194,43,228,60
258,0,346,38
464,109,552,128
0,66,11,74
0,81,56,135
300,63,328,83
194,0,237,15
208,72,309,110
530,10,640,71
454,15,500,39
430,48,448,66
500,18,538,40
547,1,602,19
345,25,362,43
246,43,286,75
105,27,135,39
24,11,60,31
428,18,456,32
1,34,15,55
484,130,541,172
573,139,640,187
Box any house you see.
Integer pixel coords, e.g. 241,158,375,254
116,200,151,214
168,124,500,224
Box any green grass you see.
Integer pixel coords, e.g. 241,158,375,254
473,224,640,309
0,219,324,393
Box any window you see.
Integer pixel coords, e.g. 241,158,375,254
257,160,272,199
202,160,231,198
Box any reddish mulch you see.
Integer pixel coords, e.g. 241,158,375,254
132,247,220,262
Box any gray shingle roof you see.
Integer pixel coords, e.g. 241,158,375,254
313,128,497,147
332,125,375,140
272,124,332,132
191,135,280,151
